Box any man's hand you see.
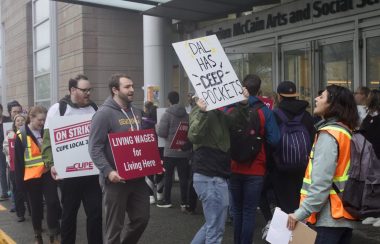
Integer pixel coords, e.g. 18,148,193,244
241,87,249,104
195,98,207,112
108,170,123,183
287,213,298,230
50,166,60,180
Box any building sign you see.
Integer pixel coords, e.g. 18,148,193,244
202,0,380,40
49,114,99,179
108,129,163,180
172,35,245,111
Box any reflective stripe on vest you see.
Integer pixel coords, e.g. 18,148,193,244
300,124,356,224
22,135,44,167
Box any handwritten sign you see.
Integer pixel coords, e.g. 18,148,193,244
49,114,99,178
108,129,163,180
170,122,189,149
172,35,245,111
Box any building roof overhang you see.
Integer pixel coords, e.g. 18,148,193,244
54,0,280,21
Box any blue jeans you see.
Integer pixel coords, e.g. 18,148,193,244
191,173,229,244
315,227,352,244
229,174,264,244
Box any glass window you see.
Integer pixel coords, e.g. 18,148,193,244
35,48,50,75
247,53,273,96
366,36,380,90
284,48,312,105
35,21,50,50
34,0,49,24
35,74,51,100
227,52,274,97
320,41,353,89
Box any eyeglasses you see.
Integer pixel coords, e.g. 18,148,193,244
75,87,92,94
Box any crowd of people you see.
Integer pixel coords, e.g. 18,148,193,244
0,72,379,244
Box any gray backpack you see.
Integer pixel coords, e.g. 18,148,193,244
333,130,380,219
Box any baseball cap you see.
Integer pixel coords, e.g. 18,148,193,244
277,81,299,97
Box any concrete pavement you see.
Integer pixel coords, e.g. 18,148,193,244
0,183,379,243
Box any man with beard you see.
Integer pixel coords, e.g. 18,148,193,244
42,74,102,244
89,73,148,244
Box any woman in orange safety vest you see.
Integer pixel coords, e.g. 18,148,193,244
14,106,61,244
287,85,359,244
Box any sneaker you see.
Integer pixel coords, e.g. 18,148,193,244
34,235,43,244
362,217,377,225
373,218,380,227
262,220,271,240
156,200,172,208
149,195,156,204
157,192,164,201
17,216,25,222
49,234,60,244
0,194,9,201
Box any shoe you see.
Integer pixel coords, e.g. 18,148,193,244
10,207,16,213
157,192,164,201
49,235,60,244
156,200,172,208
373,218,380,227
0,194,9,201
180,204,188,212
149,195,156,204
362,217,377,225
17,216,25,222
262,220,271,240
34,235,43,244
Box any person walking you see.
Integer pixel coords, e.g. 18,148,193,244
156,91,190,209
14,106,61,244
42,74,102,244
0,103,12,201
3,113,26,221
89,73,149,244
287,85,359,244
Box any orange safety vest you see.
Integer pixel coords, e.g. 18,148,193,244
17,131,45,181
300,123,356,224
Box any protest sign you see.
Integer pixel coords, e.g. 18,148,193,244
49,114,99,178
169,122,189,150
172,35,245,111
3,122,12,140
8,138,15,171
108,129,163,180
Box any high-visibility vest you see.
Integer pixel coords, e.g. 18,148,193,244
300,123,356,224
17,130,45,181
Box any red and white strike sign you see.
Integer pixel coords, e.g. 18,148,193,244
169,122,189,150
108,129,163,180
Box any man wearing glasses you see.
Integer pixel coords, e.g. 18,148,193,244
42,75,102,244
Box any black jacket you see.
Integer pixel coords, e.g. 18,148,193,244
360,113,380,159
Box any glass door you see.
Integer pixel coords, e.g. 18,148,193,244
363,31,380,90
226,47,276,97
317,36,354,90
281,42,312,107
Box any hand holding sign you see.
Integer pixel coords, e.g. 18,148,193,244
173,35,245,111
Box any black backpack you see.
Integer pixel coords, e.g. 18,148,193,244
58,100,98,116
230,102,265,164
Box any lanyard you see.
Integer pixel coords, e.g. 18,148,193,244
121,107,140,131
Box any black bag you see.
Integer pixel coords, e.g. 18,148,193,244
230,102,265,164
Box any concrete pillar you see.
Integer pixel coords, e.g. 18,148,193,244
143,15,171,107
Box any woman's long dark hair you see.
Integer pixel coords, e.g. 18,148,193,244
324,85,359,130
367,89,380,114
